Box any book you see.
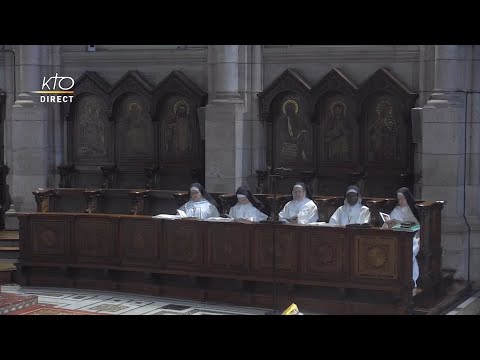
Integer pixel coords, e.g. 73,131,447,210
392,224,420,232
379,212,390,223
152,214,181,220
176,209,187,218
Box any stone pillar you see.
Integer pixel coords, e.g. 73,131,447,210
214,45,240,100
8,45,49,220
205,45,245,193
250,46,266,185
422,45,470,279
465,45,480,281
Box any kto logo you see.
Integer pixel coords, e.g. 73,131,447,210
33,73,75,103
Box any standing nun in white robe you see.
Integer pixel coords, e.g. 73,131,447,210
228,186,269,223
278,182,319,224
328,185,371,226
178,182,220,220
383,187,421,288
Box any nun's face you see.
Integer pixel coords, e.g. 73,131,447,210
292,187,305,201
238,197,250,205
398,193,407,207
346,192,358,206
190,189,202,202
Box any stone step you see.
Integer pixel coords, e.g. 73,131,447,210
447,291,480,315
0,231,19,247
0,231,19,240
414,280,472,315
0,246,19,260
0,239,19,247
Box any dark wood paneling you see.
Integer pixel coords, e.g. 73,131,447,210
74,216,118,264
16,207,445,314
163,220,204,269
120,218,159,266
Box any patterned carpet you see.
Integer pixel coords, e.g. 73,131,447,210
9,304,105,315
0,285,269,315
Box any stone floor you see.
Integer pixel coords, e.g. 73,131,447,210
0,285,273,315
445,288,480,315
3,284,478,315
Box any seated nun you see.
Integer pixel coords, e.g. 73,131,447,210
278,183,319,224
328,185,370,226
383,187,421,288
228,186,269,223
177,183,220,220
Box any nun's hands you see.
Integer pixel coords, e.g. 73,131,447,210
288,216,298,224
385,219,399,228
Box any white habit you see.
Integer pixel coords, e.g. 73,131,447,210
229,203,268,222
329,203,371,226
388,205,421,287
279,198,319,224
178,198,219,220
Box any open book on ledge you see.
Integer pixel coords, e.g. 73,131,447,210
152,209,187,220
392,223,420,232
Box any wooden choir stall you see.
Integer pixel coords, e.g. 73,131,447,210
15,188,453,315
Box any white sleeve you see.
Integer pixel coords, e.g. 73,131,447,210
210,204,220,217
278,202,289,220
297,201,319,224
228,205,236,218
329,207,341,225
255,209,269,222
178,203,187,213
389,207,401,221
359,207,371,224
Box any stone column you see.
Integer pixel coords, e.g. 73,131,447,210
465,46,480,281
214,45,240,100
8,45,49,223
422,45,470,279
204,45,245,193
250,45,266,184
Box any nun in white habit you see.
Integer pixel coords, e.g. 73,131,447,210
383,187,421,287
178,182,220,220
328,185,371,226
278,183,319,224
228,186,269,223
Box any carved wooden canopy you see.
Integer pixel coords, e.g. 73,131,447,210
63,71,207,190
257,67,418,197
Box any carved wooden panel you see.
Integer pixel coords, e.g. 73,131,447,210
365,94,404,164
73,94,112,163
74,218,117,263
120,219,157,266
159,95,195,162
256,67,417,198
320,94,356,162
301,231,347,279
163,221,202,268
274,94,313,167
353,235,398,279
31,219,68,258
115,94,153,163
253,226,298,274
206,224,250,272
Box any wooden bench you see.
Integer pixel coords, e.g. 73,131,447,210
16,212,417,314
31,188,445,298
